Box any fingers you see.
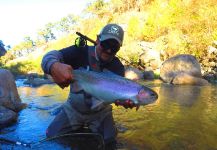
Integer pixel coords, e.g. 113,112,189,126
50,62,74,88
114,100,139,110
58,83,70,89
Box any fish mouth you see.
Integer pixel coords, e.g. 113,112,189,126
114,87,158,110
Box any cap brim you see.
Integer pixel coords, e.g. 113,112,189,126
100,35,122,46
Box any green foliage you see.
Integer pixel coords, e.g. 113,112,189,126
141,0,217,58
127,16,143,40
110,0,150,13
45,34,75,51
213,29,217,40
3,0,217,75
5,61,36,75
85,0,109,18
56,14,76,33
37,27,53,43
118,41,143,67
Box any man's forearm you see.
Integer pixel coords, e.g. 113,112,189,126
41,50,64,74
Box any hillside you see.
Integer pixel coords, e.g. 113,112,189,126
0,0,216,76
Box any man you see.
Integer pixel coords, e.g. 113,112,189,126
41,24,125,148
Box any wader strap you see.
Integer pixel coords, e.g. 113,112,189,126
87,46,102,72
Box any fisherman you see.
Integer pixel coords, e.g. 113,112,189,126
41,24,126,149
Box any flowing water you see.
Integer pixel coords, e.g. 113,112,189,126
0,80,217,150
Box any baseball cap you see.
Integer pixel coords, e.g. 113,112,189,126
99,24,124,46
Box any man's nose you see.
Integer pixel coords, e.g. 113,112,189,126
106,49,112,53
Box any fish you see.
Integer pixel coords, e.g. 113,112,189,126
72,69,158,109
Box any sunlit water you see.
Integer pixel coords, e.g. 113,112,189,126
0,80,217,150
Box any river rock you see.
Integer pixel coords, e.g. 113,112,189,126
172,73,210,85
139,41,162,71
0,106,17,128
143,70,155,80
0,69,26,129
125,67,143,80
160,54,206,85
0,69,26,111
23,78,54,87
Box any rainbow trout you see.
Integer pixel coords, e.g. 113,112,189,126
72,69,158,109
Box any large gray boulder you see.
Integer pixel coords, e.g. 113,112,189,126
0,69,26,111
139,41,162,71
0,106,17,128
23,77,54,87
125,66,143,80
160,54,209,85
0,69,26,128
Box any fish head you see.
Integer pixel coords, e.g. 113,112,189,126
135,86,158,105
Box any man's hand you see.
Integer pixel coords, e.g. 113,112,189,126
114,100,140,110
50,62,73,89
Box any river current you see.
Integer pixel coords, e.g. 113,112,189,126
0,79,217,150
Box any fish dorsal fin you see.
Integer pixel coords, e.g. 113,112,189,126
102,69,122,78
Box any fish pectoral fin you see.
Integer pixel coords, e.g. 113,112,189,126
74,90,85,94
71,81,84,93
91,98,105,110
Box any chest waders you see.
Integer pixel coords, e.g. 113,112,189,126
62,46,110,126
47,46,117,145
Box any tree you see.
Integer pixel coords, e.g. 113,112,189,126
0,40,7,56
56,14,76,34
85,0,108,18
37,22,56,44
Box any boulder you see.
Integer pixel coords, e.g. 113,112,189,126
139,44,162,71
143,70,155,80
0,69,26,129
0,106,17,128
23,78,54,87
160,54,205,85
159,84,203,107
0,69,26,111
125,67,143,80
172,73,210,86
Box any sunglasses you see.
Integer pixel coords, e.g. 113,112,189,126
100,40,120,55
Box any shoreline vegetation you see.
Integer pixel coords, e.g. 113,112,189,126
0,0,216,82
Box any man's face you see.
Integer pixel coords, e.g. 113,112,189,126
96,39,120,63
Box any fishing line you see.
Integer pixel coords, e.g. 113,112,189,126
0,133,105,150
0,137,31,147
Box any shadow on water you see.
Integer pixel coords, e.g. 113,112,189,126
114,82,217,150
159,84,203,107
0,83,108,150
1,80,217,150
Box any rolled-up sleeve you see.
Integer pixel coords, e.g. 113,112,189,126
41,50,63,74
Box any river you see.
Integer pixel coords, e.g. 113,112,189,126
0,79,217,150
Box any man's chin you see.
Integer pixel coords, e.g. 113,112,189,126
99,55,113,64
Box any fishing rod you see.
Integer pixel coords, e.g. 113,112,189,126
75,32,145,69
75,32,97,46
0,132,105,149
32,132,105,150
